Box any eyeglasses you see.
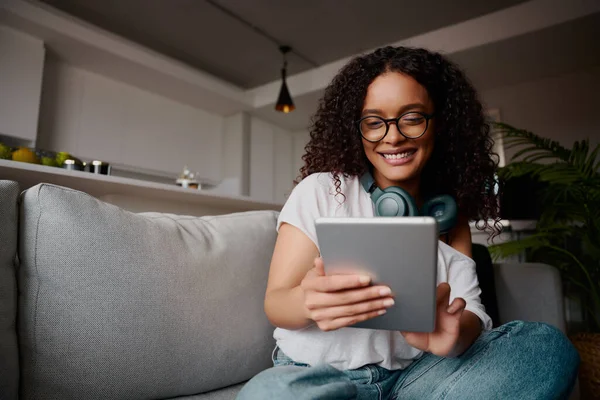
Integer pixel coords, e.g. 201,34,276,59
357,111,434,142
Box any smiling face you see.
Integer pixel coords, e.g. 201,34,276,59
361,72,435,197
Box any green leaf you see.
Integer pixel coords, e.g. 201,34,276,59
523,154,564,163
490,121,600,330
511,147,545,160
492,122,572,162
584,144,600,177
488,233,551,260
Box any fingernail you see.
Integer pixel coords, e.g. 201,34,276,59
379,287,391,296
378,310,387,315
359,276,371,284
383,299,395,307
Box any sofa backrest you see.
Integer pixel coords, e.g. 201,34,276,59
18,183,278,400
493,262,566,332
0,180,20,400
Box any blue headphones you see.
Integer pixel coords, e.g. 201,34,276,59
360,171,458,234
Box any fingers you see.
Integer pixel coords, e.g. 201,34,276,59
305,287,393,331
436,282,451,308
436,282,466,314
302,258,396,331
313,257,326,277
304,257,372,292
447,297,466,315
309,296,394,322
305,285,392,309
303,258,326,280
399,330,429,353
316,308,389,332
301,273,372,292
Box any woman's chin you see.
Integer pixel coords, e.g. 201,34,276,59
374,165,419,186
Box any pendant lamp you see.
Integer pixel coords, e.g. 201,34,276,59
275,46,295,113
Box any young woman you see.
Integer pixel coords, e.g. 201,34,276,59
238,46,579,399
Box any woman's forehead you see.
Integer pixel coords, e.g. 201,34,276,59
363,72,432,112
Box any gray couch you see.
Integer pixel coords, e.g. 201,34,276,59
0,180,570,399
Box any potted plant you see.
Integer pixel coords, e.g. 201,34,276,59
488,122,600,396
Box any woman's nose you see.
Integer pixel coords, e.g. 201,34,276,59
383,122,406,145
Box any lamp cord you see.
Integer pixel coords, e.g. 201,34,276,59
204,0,318,67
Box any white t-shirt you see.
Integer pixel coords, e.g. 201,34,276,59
274,172,492,371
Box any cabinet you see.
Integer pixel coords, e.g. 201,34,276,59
249,118,295,203
274,130,293,204
38,60,223,182
37,60,83,155
249,118,275,202
77,70,126,163
120,89,169,173
0,25,44,144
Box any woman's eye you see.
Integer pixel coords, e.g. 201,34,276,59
367,121,383,128
402,115,424,125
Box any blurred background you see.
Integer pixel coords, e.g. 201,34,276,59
1,0,598,201
2,1,600,395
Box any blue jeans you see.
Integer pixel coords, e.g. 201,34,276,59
237,321,579,399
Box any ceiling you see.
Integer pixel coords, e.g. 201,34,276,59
38,0,527,88
8,0,597,131
449,11,600,93
251,11,600,130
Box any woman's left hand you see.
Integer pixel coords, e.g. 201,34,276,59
401,282,466,357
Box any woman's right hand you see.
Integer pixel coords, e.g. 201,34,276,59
300,257,395,331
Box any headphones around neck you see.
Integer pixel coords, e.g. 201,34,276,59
360,171,458,235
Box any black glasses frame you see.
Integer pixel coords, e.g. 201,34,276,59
357,111,435,142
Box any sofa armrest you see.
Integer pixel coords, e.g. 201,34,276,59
493,263,566,332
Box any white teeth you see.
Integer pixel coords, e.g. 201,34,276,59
383,151,415,160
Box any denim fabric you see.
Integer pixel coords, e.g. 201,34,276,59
236,321,580,400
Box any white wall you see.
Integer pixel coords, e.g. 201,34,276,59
37,58,299,204
0,25,45,144
37,57,224,182
482,66,600,162
249,117,294,204
217,112,250,196
292,129,310,181
210,113,297,203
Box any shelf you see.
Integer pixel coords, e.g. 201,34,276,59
469,220,537,231
0,159,283,213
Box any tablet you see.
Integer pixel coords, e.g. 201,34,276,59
314,217,438,332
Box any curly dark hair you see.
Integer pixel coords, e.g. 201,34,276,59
299,46,501,237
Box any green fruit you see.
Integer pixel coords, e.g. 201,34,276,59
41,156,58,167
55,152,71,166
0,143,12,160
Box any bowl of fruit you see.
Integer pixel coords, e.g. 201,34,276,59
0,142,84,170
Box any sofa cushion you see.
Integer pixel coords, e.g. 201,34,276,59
18,183,278,400
0,180,20,400
493,262,566,331
165,382,245,399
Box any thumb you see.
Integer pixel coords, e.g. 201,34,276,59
447,297,466,315
436,282,451,307
313,257,326,277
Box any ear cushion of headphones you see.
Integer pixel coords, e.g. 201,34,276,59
421,195,458,234
372,186,419,217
